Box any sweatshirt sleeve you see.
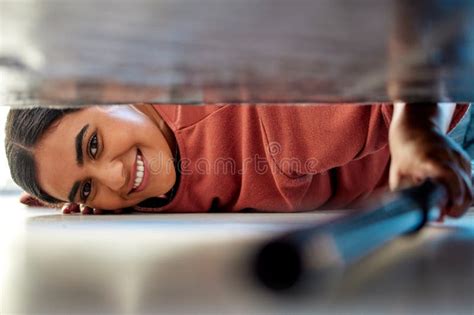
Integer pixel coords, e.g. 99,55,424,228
258,104,392,175
257,103,469,177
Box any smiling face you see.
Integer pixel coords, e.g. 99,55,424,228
34,105,176,210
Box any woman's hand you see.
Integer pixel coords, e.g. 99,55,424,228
20,192,49,207
389,103,473,218
61,203,127,215
20,192,128,215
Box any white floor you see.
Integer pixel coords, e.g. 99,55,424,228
1,193,473,315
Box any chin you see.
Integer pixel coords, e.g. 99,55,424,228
158,171,177,195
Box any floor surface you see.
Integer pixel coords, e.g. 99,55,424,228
1,193,473,314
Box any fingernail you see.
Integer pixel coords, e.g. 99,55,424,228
82,207,92,215
70,204,80,213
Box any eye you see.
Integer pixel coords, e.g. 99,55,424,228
81,180,92,201
88,133,99,158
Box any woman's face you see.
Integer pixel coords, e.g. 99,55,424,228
35,105,176,210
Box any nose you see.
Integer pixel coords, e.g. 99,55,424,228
92,159,126,193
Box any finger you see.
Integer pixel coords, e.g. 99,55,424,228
455,181,473,217
411,174,424,185
19,192,31,204
389,163,401,191
444,165,465,209
61,204,71,214
454,147,472,173
445,168,473,218
389,165,419,191
425,162,465,216
20,193,46,207
447,141,471,176
62,203,80,214
466,176,473,207
71,204,81,213
398,177,417,190
80,205,94,215
67,203,81,213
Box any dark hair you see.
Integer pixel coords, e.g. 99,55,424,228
5,107,81,204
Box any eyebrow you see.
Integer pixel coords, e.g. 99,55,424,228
68,181,81,203
67,124,89,203
75,124,89,166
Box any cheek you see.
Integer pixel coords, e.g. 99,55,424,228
103,127,140,152
90,194,134,210
119,124,157,147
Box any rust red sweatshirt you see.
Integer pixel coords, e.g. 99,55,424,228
133,104,468,213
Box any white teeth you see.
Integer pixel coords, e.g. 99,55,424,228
132,153,145,190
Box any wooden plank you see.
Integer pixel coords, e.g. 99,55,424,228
0,0,473,106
